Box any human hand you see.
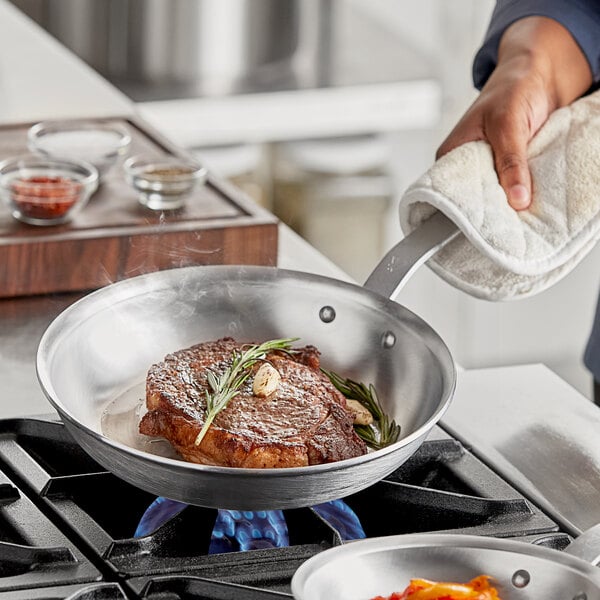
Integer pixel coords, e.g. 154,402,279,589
437,17,592,211
436,57,553,210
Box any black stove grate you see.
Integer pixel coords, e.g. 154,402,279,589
0,418,567,599
0,582,129,599
0,426,101,593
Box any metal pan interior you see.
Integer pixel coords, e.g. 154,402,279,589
36,265,456,509
291,534,600,600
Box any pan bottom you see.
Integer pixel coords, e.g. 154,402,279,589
101,382,179,460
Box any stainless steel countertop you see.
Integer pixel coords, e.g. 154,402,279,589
442,364,600,537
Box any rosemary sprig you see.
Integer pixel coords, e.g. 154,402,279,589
323,369,401,450
194,338,298,446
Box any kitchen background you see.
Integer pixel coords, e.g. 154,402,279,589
11,0,600,400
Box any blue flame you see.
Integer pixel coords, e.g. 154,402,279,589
134,496,365,553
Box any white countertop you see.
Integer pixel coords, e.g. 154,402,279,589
137,80,441,147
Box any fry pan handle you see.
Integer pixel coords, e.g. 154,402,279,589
363,211,459,300
563,523,600,566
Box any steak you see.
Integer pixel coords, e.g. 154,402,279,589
139,337,367,468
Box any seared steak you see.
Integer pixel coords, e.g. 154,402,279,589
139,337,367,468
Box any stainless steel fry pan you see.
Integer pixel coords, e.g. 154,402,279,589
291,527,600,599
37,213,459,510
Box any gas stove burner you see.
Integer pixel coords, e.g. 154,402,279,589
0,418,566,598
209,509,289,553
134,497,187,539
310,499,366,541
134,496,365,554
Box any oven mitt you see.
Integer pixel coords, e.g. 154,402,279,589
398,89,600,301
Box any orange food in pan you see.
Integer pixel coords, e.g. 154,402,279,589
371,575,501,600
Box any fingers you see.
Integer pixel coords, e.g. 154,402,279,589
435,82,538,211
489,132,532,211
438,121,533,211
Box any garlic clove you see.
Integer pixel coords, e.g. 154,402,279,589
253,363,281,397
346,399,374,425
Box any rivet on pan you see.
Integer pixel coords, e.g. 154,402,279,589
319,306,336,323
511,570,530,588
572,593,587,600
381,331,396,348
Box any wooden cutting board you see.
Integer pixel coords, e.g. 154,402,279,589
0,117,278,298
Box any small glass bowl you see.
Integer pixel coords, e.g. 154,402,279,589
123,154,208,210
28,121,131,176
0,155,99,226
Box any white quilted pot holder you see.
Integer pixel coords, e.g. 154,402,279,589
399,89,600,301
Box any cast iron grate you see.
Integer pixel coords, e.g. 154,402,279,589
0,419,562,597
0,582,129,599
0,462,101,592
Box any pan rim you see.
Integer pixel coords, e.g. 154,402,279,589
290,532,600,596
36,264,457,477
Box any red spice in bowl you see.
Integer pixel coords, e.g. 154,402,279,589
10,176,82,220
0,155,98,226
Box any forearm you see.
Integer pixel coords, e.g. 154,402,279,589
473,0,600,91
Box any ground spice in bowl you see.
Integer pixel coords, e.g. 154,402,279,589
10,175,81,221
0,155,99,226
143,166,196,178
123,155,208,210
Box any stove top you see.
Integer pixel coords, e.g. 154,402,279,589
0,417,569,599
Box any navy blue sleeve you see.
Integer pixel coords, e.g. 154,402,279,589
473,0,600,90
